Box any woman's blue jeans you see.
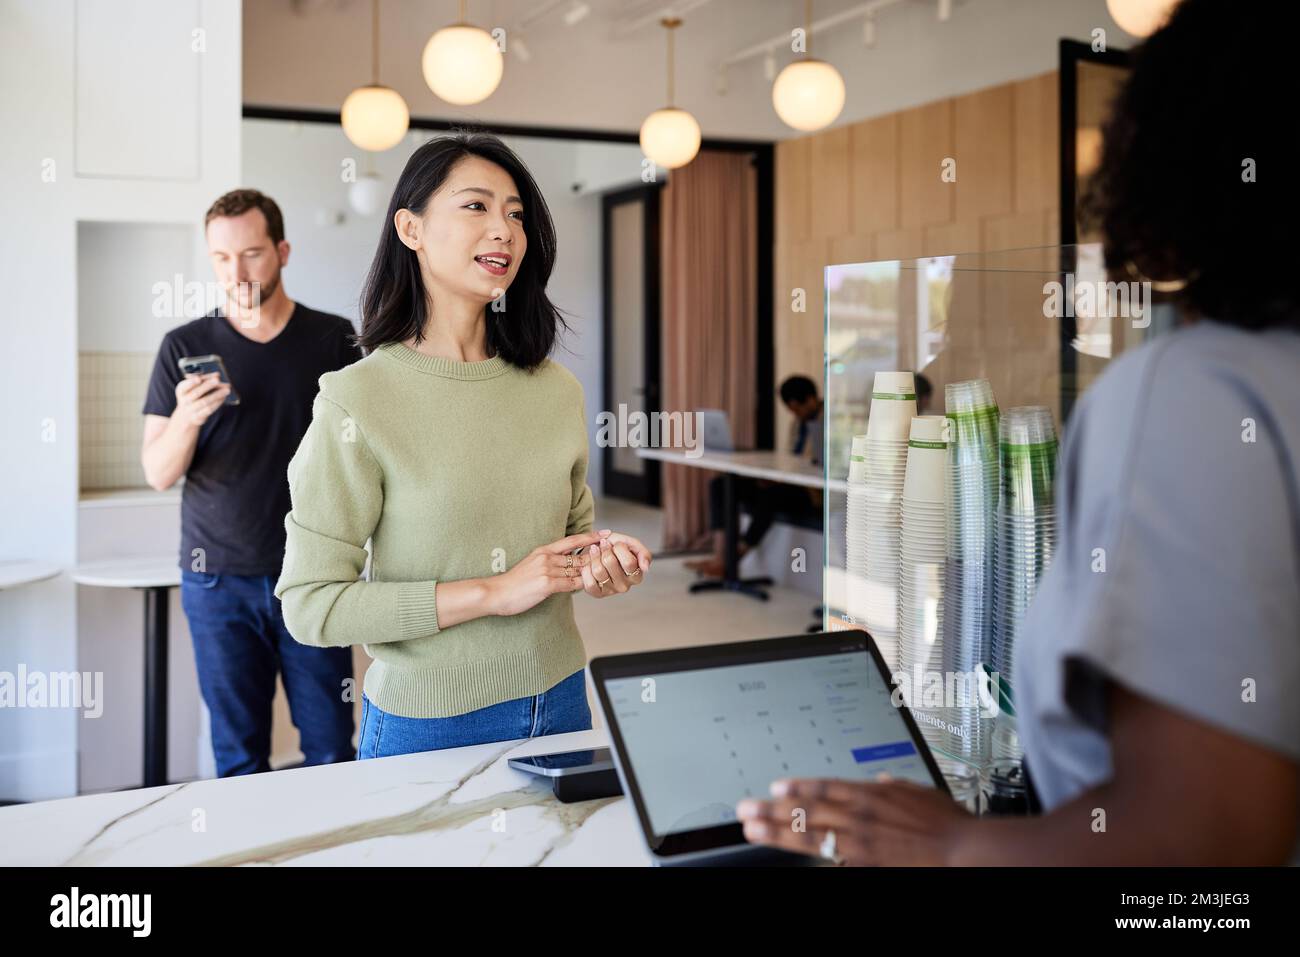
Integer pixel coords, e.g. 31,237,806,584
356,668,592,759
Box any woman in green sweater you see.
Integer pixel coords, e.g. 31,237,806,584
275,132,653,758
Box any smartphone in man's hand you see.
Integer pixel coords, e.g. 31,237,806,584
178,354,241,405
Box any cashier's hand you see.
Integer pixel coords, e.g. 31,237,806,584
579,529,652,599
735,774,973,866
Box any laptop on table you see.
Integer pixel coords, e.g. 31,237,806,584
589,630,949,866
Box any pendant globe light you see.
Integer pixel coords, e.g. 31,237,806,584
422,0,504,106
639,17,701,170
772,0,845,132
341,0,410,152
1105,0,1182,38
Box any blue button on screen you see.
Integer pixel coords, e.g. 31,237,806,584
851,741,917,763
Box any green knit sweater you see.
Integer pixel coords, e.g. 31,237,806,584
274,341,594,718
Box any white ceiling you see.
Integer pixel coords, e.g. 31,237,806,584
244,0,1135,140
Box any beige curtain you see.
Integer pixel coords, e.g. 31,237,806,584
660,150,758,552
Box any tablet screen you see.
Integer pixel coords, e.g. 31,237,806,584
603,650,938,839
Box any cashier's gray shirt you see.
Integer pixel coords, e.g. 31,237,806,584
1014,320,1300,862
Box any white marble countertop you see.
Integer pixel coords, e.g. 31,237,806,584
0,729,652,866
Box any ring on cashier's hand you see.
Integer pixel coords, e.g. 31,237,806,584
594,573,611,588
565,553,574,569
820,829,841,863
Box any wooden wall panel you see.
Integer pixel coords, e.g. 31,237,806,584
849,113,900,234
810,125,851,240
923,220,981,258
899,99,954,228
829,233,874,267
775,137,811,246
796,239,831,371
954,84,1013,223
873,227,925,262
1012,72,1059,214
774,238,831,443
983,209,1051,253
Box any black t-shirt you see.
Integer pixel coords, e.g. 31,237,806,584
143,305,361,575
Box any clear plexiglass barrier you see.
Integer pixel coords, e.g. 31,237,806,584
823,243,1177,772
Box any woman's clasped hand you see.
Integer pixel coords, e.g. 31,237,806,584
488,529,652,616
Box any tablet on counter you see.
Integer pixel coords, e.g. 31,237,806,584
589,630,949,866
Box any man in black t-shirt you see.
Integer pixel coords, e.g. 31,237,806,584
142,189,360,777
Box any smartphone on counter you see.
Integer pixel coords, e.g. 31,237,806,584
178,354,240,405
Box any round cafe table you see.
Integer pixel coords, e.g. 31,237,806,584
0,561,60,591
71,557,180,788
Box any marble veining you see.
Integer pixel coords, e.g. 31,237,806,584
0,730,651,867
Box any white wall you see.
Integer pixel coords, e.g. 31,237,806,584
78,222,212,352
0,0,241,800
242,119,649,494
242,0,1134,140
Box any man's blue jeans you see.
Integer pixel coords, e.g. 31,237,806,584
356,668,592,759
180,569,355,777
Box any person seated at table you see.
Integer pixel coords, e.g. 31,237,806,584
736,0,1299,864
686,375,823,579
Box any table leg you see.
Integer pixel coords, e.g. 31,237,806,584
689,472,774,601
722,470,740,582
143,586,169,787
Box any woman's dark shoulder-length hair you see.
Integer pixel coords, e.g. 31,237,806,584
356,129,568,369
1081,0,1295,331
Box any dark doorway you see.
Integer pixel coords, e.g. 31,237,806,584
601,182,663,505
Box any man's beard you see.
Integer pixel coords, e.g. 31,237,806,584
230,272,279,311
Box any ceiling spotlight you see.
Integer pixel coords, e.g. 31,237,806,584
862,15,876,47
763,47,776,82
715,66,728,96
937,0,952,22
513,35,532,62
564,1,591,27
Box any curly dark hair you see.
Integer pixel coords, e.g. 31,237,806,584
1081,0,1294,330
779,375,818,405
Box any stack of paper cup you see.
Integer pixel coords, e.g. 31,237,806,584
843,372,917,672
845,433,872,621
940,378,1000,767
989,406,1059,760
897,415,950,753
